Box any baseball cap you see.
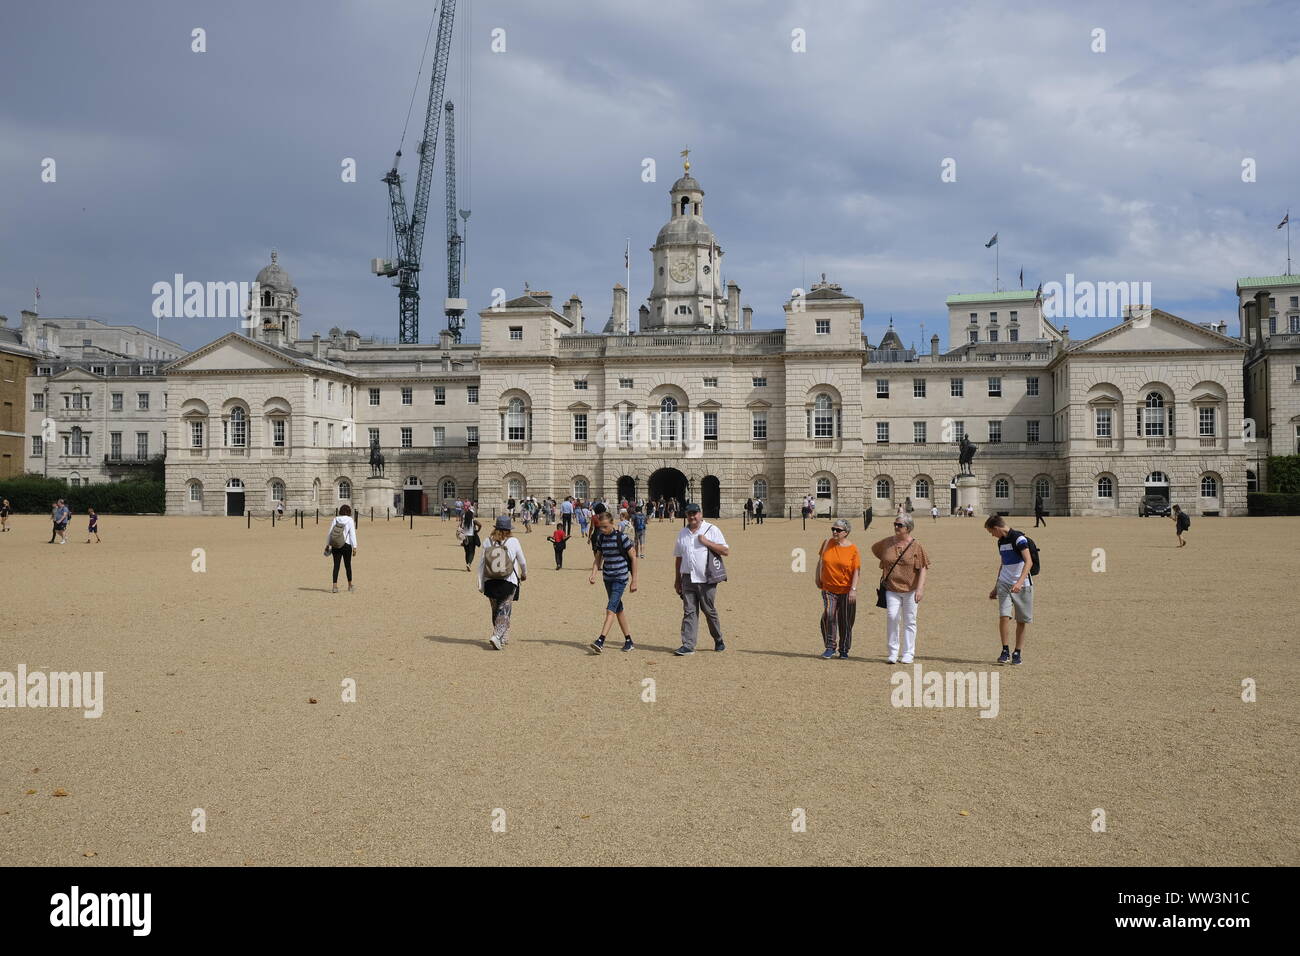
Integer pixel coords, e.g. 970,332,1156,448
685,502,702,513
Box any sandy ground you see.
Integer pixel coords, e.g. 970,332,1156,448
0,510,1295,867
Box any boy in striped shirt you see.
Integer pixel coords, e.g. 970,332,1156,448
588,510,638,653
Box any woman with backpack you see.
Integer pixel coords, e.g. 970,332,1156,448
478,515,527,650
547,522,567,569
1170,504,1191,547
460,516,482,571
323,504,358,593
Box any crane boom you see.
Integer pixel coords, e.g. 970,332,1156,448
377,0,457,344
444,100,466,343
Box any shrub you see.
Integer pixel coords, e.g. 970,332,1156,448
0,476,165,514
1247,492,1300,516
1265,455,1300,494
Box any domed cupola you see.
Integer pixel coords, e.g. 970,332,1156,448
644,152,725,330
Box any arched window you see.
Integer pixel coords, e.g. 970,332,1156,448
506,398,526,441
875,478,891,499
914,478,931,499
270,481,285,502
189,481,203,502
226,477,244,489
405,476,421,487
659,396,679,443
813,393,834,438
573,477,589,499
1035,478,1051,500
261,290,272,307
70,426,84,456
1201,475,1218,497
1247,469,1258,493
441,478,456,500
753,477,768,500
1143,392,1166,437
1097,476,1114,498
230,406,247,447
679,196,690,216
816,477,832,498
995,478,1010,499
337,480,351,500
507,476,524,500
1146,471,1168,484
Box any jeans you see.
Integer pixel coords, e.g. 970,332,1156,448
603,576,627,613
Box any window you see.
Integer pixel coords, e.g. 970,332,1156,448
700,376,718,390
968,329,978,344
467,386,478,404
816,477,832,498
338,480,351,500
328,382,334,401
369,388,380,406
91,365,106,376
876,379,889,398
32,436,43,456
313,421,319,445
434,387,445,405
271,481,285,503
111,393,123,411
1009,328,1019,342
619,410,634,443
752,376,767,388
313,380,320,400
951,420,965,442
988,377,1002,397
1027,420,1040,443
913,421,926,444
573,379,588,391
509,327,523,340
813,393,834,438
989,312,998,324
658,397,679,443
950,378,963,398
815,319,830,334
136,432,148,460
1009,310,1018,322
994,478,1010,499
272,419,285,447
751,411,767,440
230,407,247,447
988,329,999,343
703,411,718,441
32,393,44,411
1035,478,1050,500
191,421,204,448
139,366,154,376
433,427,445,446
988,420,1002,443
753,478,768,500
466,426,479,445
1291,315,1300,333
572,413,588,442
401,387,413,405
1269,315,1277,334
915,478,931,498
1295,365,1300,382
1095,408,1112,437
913,378,926,398
875,478,891,499
1247,469,1258,493
573,477,589,499
70,476,81,487
1292,297,1299,308
507,477,523,500
189,483,202,502
1201,475,1218,497
37,366,52,376
1143,392,1166,437
368,427,379,447
109,432,121,460
1198,407,1216,437
618,378,633,389
327,423,334,446
876,422,890,444
506,398,527,441
441,479,456,500
1026,377,1039,396
969,313,978,324
401,427,413,448
1097,476,1114,498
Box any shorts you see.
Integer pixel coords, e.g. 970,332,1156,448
996,579,1034,623
603,576,628,613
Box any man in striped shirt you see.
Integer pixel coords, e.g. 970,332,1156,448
588,510,638,653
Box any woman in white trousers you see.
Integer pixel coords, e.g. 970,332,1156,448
870,513,931,664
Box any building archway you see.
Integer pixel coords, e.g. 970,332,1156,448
701,475,721,518
648,467,687,507
617,475,636,504
225,477,245,516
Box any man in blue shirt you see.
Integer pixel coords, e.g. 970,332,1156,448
588,510,638,653
560,496,574,535
984,514,1033,665
53,499,71,545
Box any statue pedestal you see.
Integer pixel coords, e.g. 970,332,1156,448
955,475,980,515
362,476,396,516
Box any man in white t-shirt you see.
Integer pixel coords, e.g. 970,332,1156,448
672,503,730,656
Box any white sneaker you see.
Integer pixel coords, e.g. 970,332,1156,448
886,656,898,664
901,655,914,664
488,635,502,650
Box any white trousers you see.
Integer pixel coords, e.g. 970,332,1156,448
885,589,918,660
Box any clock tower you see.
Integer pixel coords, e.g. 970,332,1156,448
645,156,726,330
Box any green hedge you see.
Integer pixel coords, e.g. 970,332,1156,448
1266,456,1300,494
0,476,165,514
1247,492,1300,516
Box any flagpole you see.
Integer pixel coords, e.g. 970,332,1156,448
995,242,1000,292
625,237,631,332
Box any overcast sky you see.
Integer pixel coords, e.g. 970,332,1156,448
2,0,1297,352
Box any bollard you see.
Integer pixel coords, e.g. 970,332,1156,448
802,513,807,532
409,513,414,530
370,507,374,522
387,508,391,521
862,510,867,529
315,508,319,525
247,510,251,529
271,510,276,527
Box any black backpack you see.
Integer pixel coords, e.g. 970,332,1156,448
1005,529,1041,577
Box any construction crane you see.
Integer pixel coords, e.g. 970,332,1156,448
371,0,458,344
444,99,469,343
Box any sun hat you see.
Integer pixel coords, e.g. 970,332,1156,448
494,515,512,531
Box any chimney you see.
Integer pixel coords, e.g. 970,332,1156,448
344,329,360,351
0,314,8,327
930,333,940,356
530,290,553,309
439,329,453,350
610,286,627,334
638,304,649,332
570,294,585,332
21,310,39,347
311,332,322,358
562,298,575,324
742,306,753,330
1254,290,1270,341
1061,325,1070,347
726,281,740,332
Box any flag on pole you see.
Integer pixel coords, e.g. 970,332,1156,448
1034,282,1042,303
985,233,998,248
34,285,40,300
624,240,629,269
1278,212,1290,229
1019,267,1024,288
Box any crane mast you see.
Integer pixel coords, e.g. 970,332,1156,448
444,100,468,343
373,0,458,344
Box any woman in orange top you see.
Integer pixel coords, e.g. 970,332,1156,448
815,518,861,659
870,512,930,664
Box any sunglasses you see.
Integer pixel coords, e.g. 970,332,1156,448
893,523,907,528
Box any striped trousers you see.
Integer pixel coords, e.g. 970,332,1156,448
820,590,857,653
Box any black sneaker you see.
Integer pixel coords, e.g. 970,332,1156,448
1011,649,1022,666
590,636,605,654
714,639,725,652
621,637,634,652
997,648,1011,665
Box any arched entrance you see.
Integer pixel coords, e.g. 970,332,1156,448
225,477,245,516
403,476,424,516
617,475,636,504
701,475,720,518
648,467,687,508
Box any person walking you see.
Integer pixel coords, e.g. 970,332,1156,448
546,522,567,569
871,513,930,664
930,504,940,523
1170,504,1191,547
755,498,765,524
53,499,71,544
672,502,729,656
560,496,574,534
0,498,11,532
85,507,101,544
323,504,358,593
478,515,527,650
461,516,483,571
815,518,860,659
521,498,534,534
47,501,59,544
985,515,1033,665
632,507,647,558
744,497,754,523
588,509,638,653
1034,495,1046,528
576,501,590,539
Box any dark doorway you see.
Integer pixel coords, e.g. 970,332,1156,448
701,475,720,518
617,475,636,504
950,477,959,515
403,489,424,515
648,467,687,507
226,492,244,516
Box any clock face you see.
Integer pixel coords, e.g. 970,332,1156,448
669,259,693,283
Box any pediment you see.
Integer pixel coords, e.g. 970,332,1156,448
1071,310,1244,353
167,333,306,372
